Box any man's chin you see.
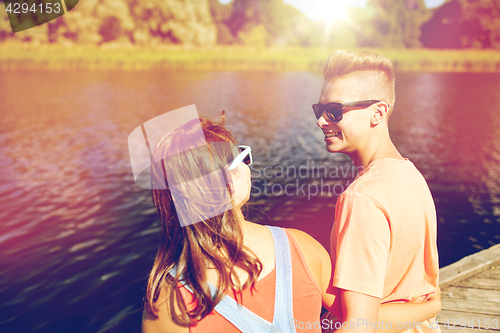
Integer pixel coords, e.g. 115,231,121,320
326,144,340,153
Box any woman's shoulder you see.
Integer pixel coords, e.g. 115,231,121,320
283,228,330,278
285,228,329,257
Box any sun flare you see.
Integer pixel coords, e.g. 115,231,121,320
300,0,367,24
310,2,347,23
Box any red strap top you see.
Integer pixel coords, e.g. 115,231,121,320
180,229,322,332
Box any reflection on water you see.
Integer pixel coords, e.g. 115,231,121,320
0,71,499,333
391,73,500,263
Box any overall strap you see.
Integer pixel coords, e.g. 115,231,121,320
267,226,296,332
168,226,297,333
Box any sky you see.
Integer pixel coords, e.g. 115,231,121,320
218,0,447,22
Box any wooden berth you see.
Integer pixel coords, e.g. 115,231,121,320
438,244,500,332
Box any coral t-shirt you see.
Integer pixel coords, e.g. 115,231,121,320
181,229,323,332
331,158,440,333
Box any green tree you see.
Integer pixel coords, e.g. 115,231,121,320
207,0,238,44
238,23,267,46
224,0,320,46
350,0,429,48
261,0,319,46
1,0,218,46
127,0,216,45
420,0,500,49
0,4,16,41
461,0,500,48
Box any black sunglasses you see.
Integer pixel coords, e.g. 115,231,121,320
312,100,381,122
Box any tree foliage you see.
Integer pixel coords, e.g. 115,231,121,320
1,0,500,49
207,0,237,44
421,0,500,49
348,0,429,48
0,0,216,45
217,0,319,46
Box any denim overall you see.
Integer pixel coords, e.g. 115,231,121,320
170,226,297,333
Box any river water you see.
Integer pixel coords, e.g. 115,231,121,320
0,70,499,332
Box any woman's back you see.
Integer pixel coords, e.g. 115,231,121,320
143,222,331,333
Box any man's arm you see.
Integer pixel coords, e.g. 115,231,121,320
334,290,381,333
377,287,441,333
329,192,389,333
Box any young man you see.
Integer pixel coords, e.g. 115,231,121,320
314,50,441,333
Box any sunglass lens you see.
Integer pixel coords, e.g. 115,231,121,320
244,155,251,166
313,104,342,121
326,104,342,122
239,147,252,166
313,105,324,119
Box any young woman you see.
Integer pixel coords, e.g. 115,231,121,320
142,115,440,333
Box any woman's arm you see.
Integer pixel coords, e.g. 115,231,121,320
376,287,441,333
286,229,342,317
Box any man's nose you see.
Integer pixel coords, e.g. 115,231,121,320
316,111,330,128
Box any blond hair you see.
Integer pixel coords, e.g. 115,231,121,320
323,50,396,114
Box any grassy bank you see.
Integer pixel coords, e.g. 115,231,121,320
1,43,500,72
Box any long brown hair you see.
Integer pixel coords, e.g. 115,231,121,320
144,116,262,325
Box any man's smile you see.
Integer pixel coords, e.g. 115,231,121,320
324,131,341,138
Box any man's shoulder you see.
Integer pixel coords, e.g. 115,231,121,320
357,159,426,188
340,159,431,208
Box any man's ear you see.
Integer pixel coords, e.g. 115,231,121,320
370,102,389,126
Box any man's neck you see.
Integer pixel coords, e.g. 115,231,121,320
349,133,404,168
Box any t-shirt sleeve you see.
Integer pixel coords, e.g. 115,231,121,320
331,189,390,299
